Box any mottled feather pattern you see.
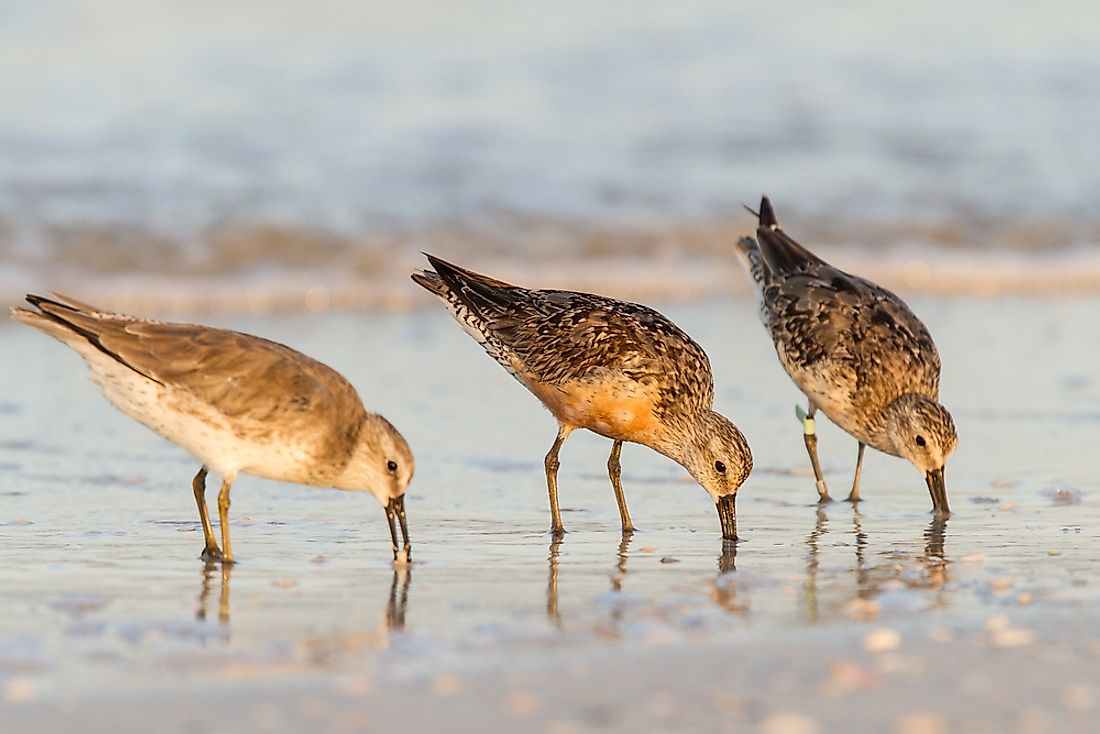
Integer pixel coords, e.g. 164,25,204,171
416,256,715,423
743,207,943,451
413,254,751,535
735,236,767,290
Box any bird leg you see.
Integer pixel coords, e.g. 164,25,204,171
397,495,411,561
544,425,572,536
801,404,831,502
846,443,866,503
385,495,411,563
192,467,223,561
217,478,235,564
607,440,635,534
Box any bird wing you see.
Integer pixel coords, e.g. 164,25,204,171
417,256,715,407
744,197,941,403
752,196,830,276
27,295,365,425
765,267,941,399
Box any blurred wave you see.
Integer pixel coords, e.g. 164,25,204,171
1,0,1099,309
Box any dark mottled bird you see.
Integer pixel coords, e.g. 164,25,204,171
12,294,414,562
412,255,750,541
736,197,956,513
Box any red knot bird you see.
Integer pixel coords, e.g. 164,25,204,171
736,196,956,513
412,254,751,541
12,294,415,563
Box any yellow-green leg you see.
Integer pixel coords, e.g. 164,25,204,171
217,478,235,564
846,442,866,503
607,440,635,534
802,403,832,502
544,425,572,536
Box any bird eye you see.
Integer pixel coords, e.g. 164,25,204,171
714,460,727,474
387,460,398,472
915,435,927,447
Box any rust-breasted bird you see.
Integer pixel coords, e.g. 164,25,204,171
412,254,751,541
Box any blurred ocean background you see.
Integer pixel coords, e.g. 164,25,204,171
2,0,1099,310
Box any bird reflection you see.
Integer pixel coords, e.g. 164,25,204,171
920,516,950,598
717,540,738,575
606,533,634,629
547,532,635,629
801,505,952,621
387,566,412,631
802,505,830,623
925,515,947,560
610,533,632,592
712,540,747,614
851,506,873,608
547,537,563,627
293,566,414,664
197,560,232,625
195,561,411,650
546,532,750,629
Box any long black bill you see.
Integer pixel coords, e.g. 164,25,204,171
385,495,412,562
716,494,738,542
925,467,950,515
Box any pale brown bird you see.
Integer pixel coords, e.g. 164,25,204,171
12,294,415,562
412,254,751,541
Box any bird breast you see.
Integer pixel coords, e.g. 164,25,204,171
522,369,662,444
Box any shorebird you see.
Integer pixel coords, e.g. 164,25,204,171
12,294,415,563
412,254,751,540
736,196,956,513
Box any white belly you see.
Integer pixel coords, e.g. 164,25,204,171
81,352,316,483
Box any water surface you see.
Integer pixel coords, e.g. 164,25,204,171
2,0,1100,304
1,297,1097,701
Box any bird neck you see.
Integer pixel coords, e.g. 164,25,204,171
654,410,715,468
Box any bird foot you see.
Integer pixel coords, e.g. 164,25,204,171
201,546,233,564
200,545,223,562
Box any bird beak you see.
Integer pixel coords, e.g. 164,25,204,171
385,495,411,562
715,494,738,542
925,467,949,515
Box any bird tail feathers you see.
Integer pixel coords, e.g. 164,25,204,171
735,236,768,294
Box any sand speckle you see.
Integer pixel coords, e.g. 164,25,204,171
431,674,464,697
864,629,902,653
505,690,540,717
760,712,822,734
1061,684,1096,712
893,712,948,734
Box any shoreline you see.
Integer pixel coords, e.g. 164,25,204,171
5,246,1100,318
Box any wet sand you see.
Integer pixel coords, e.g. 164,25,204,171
2,295,1099,731
8,610,1100,733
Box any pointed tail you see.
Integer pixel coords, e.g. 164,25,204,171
410,269,448,297
11,293,102,346
747,195,826,275
734,235,768,292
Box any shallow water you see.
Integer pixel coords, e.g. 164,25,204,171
2,0,1100,305
1,296,1098,703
